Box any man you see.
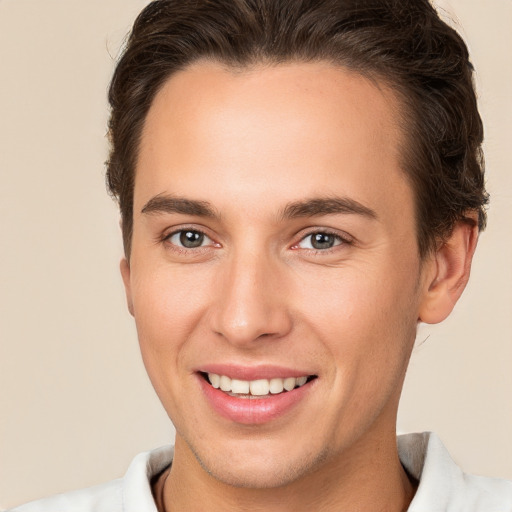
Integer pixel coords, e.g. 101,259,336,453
10,0,512,510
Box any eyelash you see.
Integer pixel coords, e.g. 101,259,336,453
161,227,352,254
292,229,352,253
161,227,218,254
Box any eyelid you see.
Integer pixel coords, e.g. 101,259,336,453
161,225,220,249
291,227,354,251
158,224,353,253
169,230,212,248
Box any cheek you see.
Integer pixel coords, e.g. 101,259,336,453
129,262,212,375
128,265,213,419
296,261,420,374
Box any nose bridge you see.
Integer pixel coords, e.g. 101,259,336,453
211,242,291,345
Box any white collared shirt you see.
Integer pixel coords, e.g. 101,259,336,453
9,432,512,511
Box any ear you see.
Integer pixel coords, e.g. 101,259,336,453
120,258,134,316
418,221,479,324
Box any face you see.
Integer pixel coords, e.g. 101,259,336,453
122,61,433,488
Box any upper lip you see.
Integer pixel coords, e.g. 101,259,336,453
197,364,316,381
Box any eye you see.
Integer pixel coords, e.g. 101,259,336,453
297,232,343,250
167,229,213,249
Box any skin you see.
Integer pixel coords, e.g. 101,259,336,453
121,61,478,511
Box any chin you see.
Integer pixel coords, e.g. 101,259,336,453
186,435,330,489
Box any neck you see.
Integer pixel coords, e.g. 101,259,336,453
157,428,417,512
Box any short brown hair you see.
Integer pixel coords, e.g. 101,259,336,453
107,0,488,257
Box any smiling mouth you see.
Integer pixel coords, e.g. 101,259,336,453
201,372,317,398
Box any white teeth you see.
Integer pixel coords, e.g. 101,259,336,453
269,378,284,394
283,377,296,391
208,373,220,389
219,375,231,392
296,376,307,387
206,373,311,396
250,379,270,396
231,379,250,394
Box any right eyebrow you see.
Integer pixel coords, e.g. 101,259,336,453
280,196,378,221
141,194,218,218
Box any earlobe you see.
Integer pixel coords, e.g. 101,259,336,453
418,221,479,324
120,258,134,316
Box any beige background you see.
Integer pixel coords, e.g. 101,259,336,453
0,0,511,509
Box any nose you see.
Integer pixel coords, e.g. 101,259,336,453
210,249,293,347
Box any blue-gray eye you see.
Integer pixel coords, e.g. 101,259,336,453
298,232,342,250
169,230,208,248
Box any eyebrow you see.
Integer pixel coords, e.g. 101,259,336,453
141,195,218,218
141,194,377,221
280,197,377,220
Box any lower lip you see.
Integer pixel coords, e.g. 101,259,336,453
198,376,313,425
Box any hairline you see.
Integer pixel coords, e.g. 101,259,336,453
124,57,427,260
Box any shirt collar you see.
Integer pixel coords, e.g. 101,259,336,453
398,431,464,511
122,445,173,512
120,433,469,512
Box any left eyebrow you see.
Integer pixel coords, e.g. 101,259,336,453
141,194,218,218
280,196,378,220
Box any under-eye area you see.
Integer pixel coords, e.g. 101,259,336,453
200,372,318,397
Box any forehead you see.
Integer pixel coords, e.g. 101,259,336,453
135,61,411,222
